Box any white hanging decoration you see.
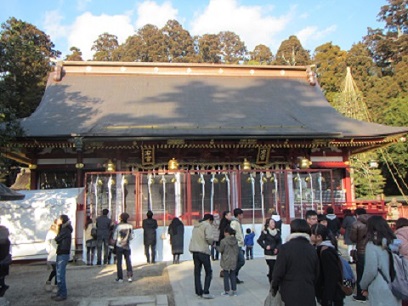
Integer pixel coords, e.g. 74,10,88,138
273,173,278,214
200,173,205,217
260,172,265,224
161,175,167,240
318,172,323,213
174,172,181,219
210,173,215,214
298,173,303,219
250,173,255,227
225,173,231,211
108,175,113,216
94,175,99,215
147,173,153,211
309,173,314,211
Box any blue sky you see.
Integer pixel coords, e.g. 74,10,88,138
1,0,387,61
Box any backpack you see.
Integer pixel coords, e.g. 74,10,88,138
320,246,355,296
339,256,355,296
379,248,408,301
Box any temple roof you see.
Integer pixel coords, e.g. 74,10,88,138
19,61,408,140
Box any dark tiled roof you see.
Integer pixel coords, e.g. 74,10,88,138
20,62,408,140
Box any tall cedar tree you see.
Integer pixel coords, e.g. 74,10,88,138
92,33,119,61
274,35,311,66
248,44,273,65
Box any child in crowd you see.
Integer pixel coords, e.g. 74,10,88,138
219,226,239,297
244,228,255,260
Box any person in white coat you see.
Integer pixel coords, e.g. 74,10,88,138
44,219,58,292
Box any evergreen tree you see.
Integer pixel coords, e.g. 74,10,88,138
65,46,83,61
248,44,273,65
91,32,119,61
0,17,60,118
274,35,311,66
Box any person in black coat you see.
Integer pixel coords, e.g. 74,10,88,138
96,208,112,265
53,214,73,301
257,218,282,283
311,223,345,306
0,225,11,297
168,217,184,264
142,210,158,263
271,219,319,306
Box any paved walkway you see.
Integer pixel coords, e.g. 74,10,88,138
168,257,365,306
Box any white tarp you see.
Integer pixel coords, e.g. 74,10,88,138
0,188,84,260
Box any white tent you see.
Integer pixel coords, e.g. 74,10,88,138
0,188,84,260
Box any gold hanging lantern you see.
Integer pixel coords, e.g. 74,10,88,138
299,158,312,169
242,158,251,171
168,158,179,171
105,159,115,172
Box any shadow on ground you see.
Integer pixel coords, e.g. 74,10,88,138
4,261,175,306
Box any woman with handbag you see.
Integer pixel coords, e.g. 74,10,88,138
0,225,11,297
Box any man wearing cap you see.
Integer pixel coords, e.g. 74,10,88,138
189,214,215,299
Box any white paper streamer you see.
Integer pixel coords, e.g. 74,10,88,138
147,173,153,211
260,172,265,224
297,173,303,219
200,173,205,217
210,173,215,214
309,173,314,211
251,173,255,226
318,172,323,213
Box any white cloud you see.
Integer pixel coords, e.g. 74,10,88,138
190,0,293,52
43,10,69,41
76,0,92,11
135,1,178,29
67,12,135,60
296,25,337,49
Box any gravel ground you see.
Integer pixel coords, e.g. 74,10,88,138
2,260,175,306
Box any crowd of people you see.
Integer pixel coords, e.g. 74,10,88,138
187,207,408,306
1,206,408,305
